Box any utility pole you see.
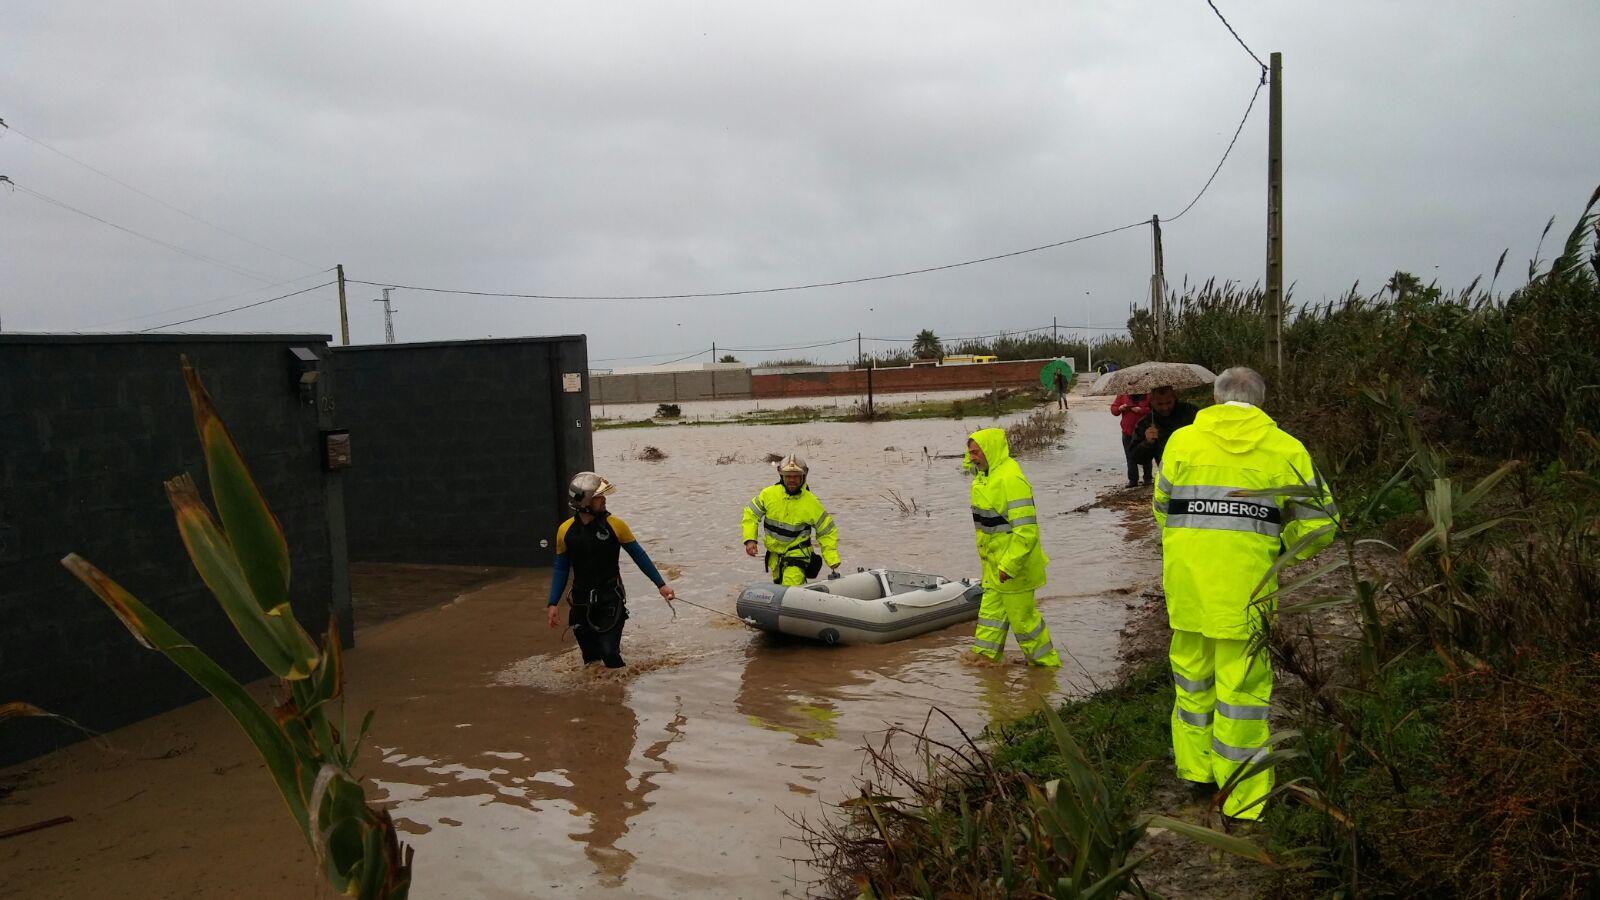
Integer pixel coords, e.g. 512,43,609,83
1052,316,1058,346
857,333,863,369
335,264,350,346
866,360,875,419
1084,291,1093,373
1150,214,1166,357
1265,52,1284,383
371,288,396,344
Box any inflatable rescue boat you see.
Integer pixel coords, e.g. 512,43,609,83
736,568,982,645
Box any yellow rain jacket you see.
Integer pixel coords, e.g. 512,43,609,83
967,428,1048,591
1153,403,1337,639
742,483,840,569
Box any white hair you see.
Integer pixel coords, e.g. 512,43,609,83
1214,366,1267,406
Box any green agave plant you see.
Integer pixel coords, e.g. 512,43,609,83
61,357,412,898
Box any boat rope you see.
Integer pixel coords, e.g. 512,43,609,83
667,596,757,628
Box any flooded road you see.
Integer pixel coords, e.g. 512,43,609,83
0,396,1159,899
593,387,997,423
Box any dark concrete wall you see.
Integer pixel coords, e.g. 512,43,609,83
592,367,752,403
333,336,592,568
0,334,350,766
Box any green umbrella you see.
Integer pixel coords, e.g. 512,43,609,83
1039,358,1076,390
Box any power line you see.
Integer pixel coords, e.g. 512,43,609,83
345,219,1149,301
85,268,335,328
0,118,322,270
141,280,336,332
6,179,282,283
1204,0,1268,71
1161,73,1266,222
721,337,859,353
346,69,1259,306
650,348,711,367
592,347,704,363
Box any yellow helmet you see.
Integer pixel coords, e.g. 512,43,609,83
567,471,615,510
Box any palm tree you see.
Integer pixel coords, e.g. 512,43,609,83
1386,271,1423,300
912,329,943,359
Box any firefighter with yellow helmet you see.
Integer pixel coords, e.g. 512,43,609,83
741,454,841,585
1153,367,1337,820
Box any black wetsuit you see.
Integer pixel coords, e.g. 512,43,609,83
563,511,629,667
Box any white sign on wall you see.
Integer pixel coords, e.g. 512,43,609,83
562,372,582,393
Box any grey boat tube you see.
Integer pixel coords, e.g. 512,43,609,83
735,568,981,646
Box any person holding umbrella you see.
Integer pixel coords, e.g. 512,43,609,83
1089,362,1215,476
1038,359,1075,411
1129,386,1199,468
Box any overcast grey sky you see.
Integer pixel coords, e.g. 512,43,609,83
3,1,1597,365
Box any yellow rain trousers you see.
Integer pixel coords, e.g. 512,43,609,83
1154,402,1337,819
967,428,1060,667
741,482,840,586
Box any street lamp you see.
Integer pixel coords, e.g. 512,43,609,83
1084,291,1092,373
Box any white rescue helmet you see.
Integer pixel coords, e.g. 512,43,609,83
568,471,615,510
775,454,808,479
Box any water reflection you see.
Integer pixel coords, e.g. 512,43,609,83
365,628,691,891
731,615,1063,749
734,638,857,745
558,689,686,886
971,663,1062,725
377,397,1149,896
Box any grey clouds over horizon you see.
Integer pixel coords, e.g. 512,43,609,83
3,1,1597,365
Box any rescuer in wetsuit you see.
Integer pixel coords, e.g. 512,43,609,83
545,471,676,668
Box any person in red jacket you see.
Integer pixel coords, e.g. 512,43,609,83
1111,393,1152,487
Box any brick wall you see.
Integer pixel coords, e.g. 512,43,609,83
0,335,350,766
333,337,593,568
751,359,1049,399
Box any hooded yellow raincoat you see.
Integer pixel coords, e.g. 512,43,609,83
1154,402,1337,819
966,428,1059,666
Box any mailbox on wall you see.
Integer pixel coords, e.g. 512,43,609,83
322,429,351,470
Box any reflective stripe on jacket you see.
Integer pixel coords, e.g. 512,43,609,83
1153,403,1337,639
967,428,1048,591
740,483,841,567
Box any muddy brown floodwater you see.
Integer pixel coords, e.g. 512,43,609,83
0,396,1159,899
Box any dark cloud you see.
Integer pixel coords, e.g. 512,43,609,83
3,1,1596,364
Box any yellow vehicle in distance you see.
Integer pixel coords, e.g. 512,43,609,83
941,354,998,365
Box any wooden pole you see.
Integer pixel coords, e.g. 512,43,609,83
1150,215,1166,357
866,360,875,419
1265,52,1284,383
335,264,350,346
